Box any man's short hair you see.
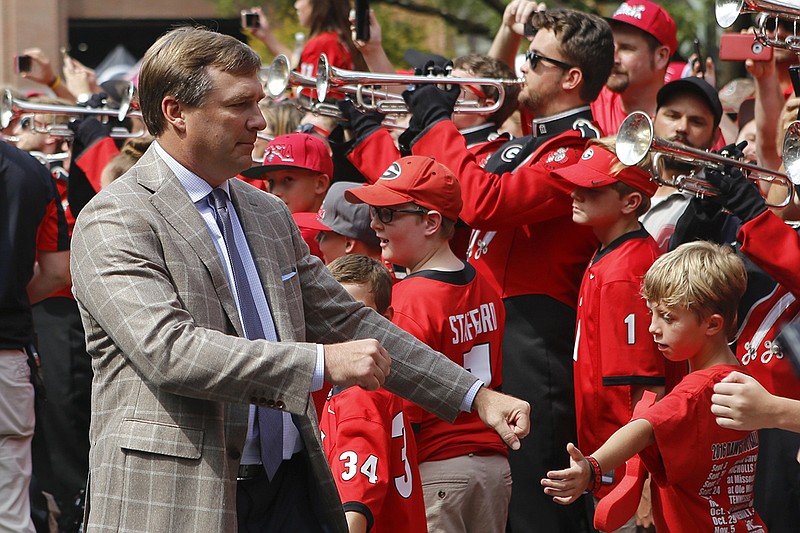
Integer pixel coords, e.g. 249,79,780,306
529,8,615,102
642,241,747,339
453,54,521,127
327,255,393,315
138,26,261,136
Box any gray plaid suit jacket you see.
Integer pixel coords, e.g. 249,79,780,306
70,145,478,532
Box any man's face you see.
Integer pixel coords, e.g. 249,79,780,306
180,67,266,186
518,29,571,117
608,25,659,94
653,92,716,151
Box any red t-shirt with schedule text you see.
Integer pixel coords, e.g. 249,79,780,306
320,386,428,533
392,263,507,462
635,366,765,532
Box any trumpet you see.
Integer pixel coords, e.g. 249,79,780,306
617,111,796,208
716,0,800,52
315,53,524,114
1,89,145,138
265,55,443,115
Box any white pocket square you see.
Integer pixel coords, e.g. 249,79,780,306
281,270,297,281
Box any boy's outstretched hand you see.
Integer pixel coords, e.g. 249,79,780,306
541,442,591,504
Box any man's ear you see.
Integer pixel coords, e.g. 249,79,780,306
381,305,394,321
344,237,356,254
162,96,186,132
654,45,670,71
562,67,584,94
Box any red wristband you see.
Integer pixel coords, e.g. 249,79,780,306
585,455,603,495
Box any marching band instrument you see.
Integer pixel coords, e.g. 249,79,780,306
617,111,795,208
783,121,800,185
1,89,145,138
315,53,524,114
716,0,800,52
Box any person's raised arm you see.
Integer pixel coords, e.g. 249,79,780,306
18,48,77,102
350,9,394,74
746,44,784,173
248,7,292,62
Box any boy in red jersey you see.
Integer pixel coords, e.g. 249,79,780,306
345,156,509,533
550,139,667,529
542,241,766,532
320,254,428,533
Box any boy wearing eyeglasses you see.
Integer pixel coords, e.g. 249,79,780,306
345,156,510,533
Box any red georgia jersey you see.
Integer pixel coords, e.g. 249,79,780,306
392,263,507,462
735,210,800,400
635,366,765,533
573,229,666,495
320,387,428,533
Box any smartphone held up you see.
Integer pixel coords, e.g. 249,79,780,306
14,55,32,74
719,33,773,62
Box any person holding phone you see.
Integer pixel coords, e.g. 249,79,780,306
244,0,364,81
14,48,78,101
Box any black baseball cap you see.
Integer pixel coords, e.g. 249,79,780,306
656,77,723,128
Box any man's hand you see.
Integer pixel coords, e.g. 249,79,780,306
502,0,547,36
711,371,776,431
323,339,391,391
472,387,530,450
541,443,590,504
705,145,767,223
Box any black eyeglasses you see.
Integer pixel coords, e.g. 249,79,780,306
525,50,573,71
369,205,427,224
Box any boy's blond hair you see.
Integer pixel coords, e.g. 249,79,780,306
327,255,392,315
642,241,746,339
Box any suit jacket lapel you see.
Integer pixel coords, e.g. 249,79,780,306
138,147,245,337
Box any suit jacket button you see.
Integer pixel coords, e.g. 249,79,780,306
229,448,241,460
258,397,268,406
275,400,286,410
250,396,258,404
266,399,276,408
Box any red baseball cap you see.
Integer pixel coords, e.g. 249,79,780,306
344,156,462,222
552,145,658,197
241,132,334,179
609,1,678,57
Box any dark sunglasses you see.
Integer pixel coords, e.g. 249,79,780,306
525,50,573,71
369,205,427,224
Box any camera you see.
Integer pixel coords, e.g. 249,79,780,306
14,55,32,74
242,11,260,29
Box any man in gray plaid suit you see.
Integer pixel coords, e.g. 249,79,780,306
69,27,529,532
